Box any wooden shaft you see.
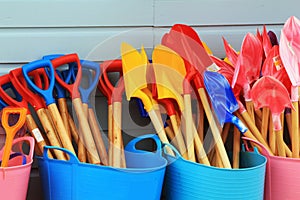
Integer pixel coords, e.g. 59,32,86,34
183,94,196,162
108,104,113,166
148,109,174,156
233,127,240,169
197,101,204,142
26,114,53,158
245,101,255,122
170,115,188,159
73,98,100,164
275,130,285,157
285,112,292,143
255,108,262,121
68,113,79,143
45,108,62,147
165,126,176,143
112,102,123,168
285,143,292,157
57,98,71,140
82,103,89,118
193,126,210,166
261,107,270,141
291,101,299,158
221,123,231,143
268,114,276,155
36,108,66,160
68,113,86,162
47,104,76,154
214,148,224,168
198,88,231,168
239,111,273,155
88,108,109,166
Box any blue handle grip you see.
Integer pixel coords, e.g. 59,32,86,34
79,60,101,104
125,134,162,156
43,145,79,164
22,59,55,106
54,70,66,99
0,98,8,109
42,54,64,61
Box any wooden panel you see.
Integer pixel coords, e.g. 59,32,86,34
0,27,154,63
0,0,153,27
154,24,283,58
154,0,300,26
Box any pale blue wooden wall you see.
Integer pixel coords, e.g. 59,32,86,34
0,0,299,70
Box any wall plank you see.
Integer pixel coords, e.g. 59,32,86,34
154,0,300,26
0,0,153,27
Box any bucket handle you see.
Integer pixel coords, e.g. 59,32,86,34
241,136,271,158
125,134,162,157
0,136,35,161
162,143,182,159
43,146,79,163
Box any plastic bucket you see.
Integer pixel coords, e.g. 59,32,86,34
163,143,267,200
37,134,167,200
0,136,35,200
243,137,300,200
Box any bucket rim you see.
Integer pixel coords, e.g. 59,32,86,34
36,156,167,172
0,159,33,170
164,151,267,171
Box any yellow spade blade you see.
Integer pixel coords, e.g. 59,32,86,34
202,41,213,55
121,42,153,111
152,45,187,111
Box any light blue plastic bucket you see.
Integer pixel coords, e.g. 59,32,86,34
163,144,267,200
37,134,167,200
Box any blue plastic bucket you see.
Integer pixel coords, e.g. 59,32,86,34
163,144,267,200
37,134,167,200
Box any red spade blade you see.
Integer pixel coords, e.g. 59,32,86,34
262,25,273,57
251,76,293,130
222,37,239,66
232,33,263,100
261,45,292,92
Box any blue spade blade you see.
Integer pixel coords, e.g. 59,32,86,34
204,71,247,133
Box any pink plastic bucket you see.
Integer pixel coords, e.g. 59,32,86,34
243,137,300,200
0,136,35,200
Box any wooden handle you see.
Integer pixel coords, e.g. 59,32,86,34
36,108,67,160
183,94,196,162
198,88,231,168
111,102,125,168
245,101,255,122
67,113,86,162
68,113,79,143
148,109,174,156
88,108,109,166
239,111,274,155
268,114,276,154
261,107,270,141
233,127,240,169
108,104,113,166
291,101,299,158
26,114,53,158
221,123,231,143
47,104,76,154
285,112,292,143
57,98,71,140
72,98,100,164
197,100,204,143
193,126,210,166
170,115,188,159
275,130,285,157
